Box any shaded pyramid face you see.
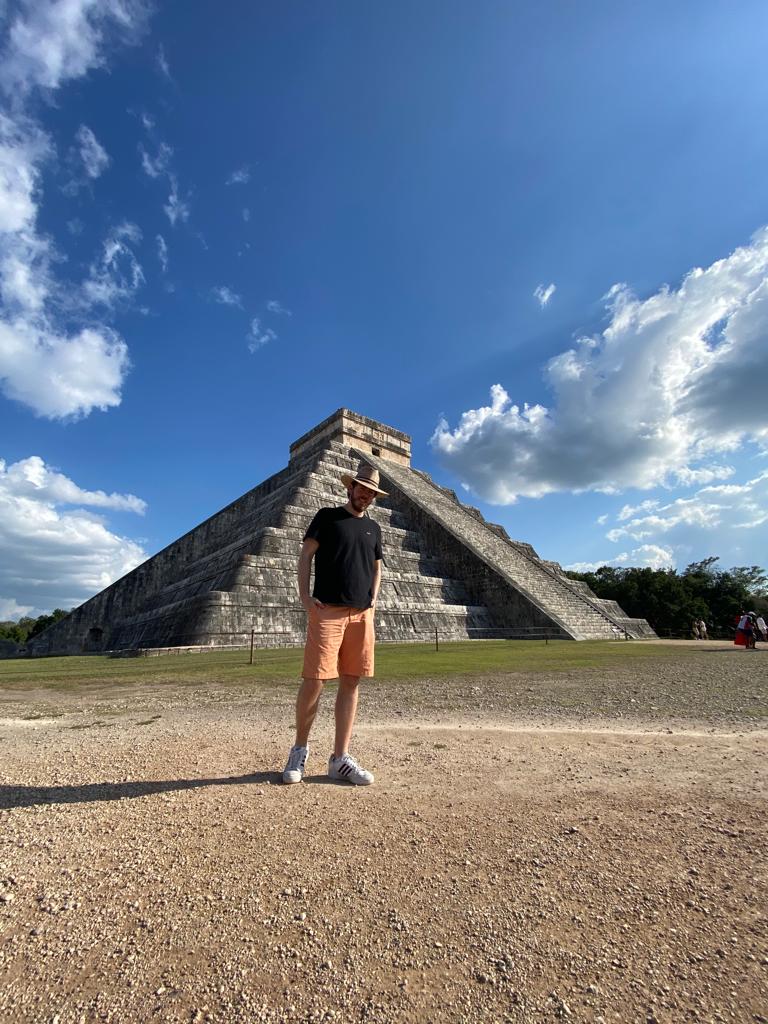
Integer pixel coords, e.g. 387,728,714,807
28,412,654,656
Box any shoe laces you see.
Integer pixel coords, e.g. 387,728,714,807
339,753,362,772
288,746,307,771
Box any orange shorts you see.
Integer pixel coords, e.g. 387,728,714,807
302,604,375,679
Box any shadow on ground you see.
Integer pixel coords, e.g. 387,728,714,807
0,768,365,808
0,771,283,809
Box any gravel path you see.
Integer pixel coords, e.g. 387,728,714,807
1,647,766,1023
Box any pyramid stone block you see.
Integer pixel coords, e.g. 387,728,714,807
28,409,654,655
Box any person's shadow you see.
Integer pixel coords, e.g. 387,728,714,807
0,771,284,810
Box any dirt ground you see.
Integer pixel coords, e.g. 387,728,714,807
0,644,766,1023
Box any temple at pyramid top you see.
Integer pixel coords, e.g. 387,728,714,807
26,408,655,656
289,408,412,466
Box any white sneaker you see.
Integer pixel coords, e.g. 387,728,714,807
328,752,374,786
282,745,308,784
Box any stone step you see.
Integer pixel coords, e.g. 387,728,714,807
203,593,491,617
229,572,469,601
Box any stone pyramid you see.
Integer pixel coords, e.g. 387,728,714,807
29,409,654,655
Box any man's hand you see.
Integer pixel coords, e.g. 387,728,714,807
298,539,321,616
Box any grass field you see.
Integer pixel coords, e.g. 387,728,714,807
0,639,703,692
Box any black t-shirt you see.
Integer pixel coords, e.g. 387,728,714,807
304,507,383,608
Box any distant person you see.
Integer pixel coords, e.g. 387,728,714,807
283,461,386,786
734,610,745,643
756,614,768,643
735,612,754,649
697,619,708,640
753,606,765,647
691,620,701,640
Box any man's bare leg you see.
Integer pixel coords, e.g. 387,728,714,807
295,677,324,747
333,674,360,757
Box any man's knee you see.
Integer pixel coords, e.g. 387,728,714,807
339,674,360,688
300,677,325,696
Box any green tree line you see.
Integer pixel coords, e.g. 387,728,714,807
566,558,768,637
0,609,70,645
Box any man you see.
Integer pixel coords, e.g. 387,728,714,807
282,461,386,786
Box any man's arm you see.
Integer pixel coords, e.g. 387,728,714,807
297,538,321,613
371,559,382,609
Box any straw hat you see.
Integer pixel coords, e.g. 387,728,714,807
340,461,388,496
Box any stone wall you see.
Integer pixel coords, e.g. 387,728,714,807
289,408,411,466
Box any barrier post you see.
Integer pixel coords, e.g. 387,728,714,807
249,629,255,665
435,628,439,652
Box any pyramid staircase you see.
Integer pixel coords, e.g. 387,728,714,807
28,411,654,655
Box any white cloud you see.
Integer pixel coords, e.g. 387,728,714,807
734,511,768,529
226,166,250,185
0,455,147,617
2,456,145,512
0,0,148,97
534,282,556,308
604,475,768,543
606,501,722,542
156,44,171,81
0,597,33,621
211,285,241,308
674,465,735,486
164,174,189,226
81,222,143,308
0,184,135,416
592,470,768,568
0,1,147,421
0,320,129,418
242,207,250,222
156,233,168,273
76,123,108,178
0,231,50,313
566,544,675,573
0,112,47,233
137,123,191,232
248,317,276,352
628,544,676,570
617,499,661,522
139,139,173,178
433,228,768,504
62,123,109,194
266,299,292,316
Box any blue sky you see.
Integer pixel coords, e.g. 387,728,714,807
1,0,767,618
